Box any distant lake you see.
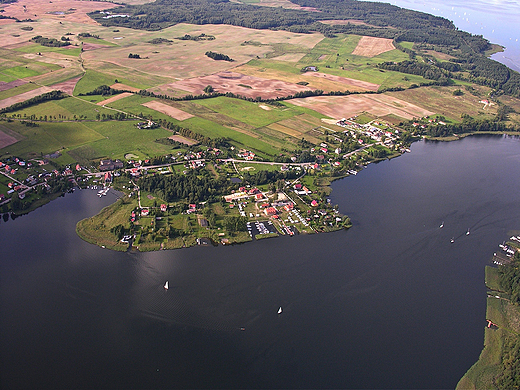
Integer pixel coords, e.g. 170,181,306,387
2,135,520,389
382,0,520,72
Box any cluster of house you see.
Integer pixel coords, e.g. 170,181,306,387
236,150,255,161
99,159,124,172
0,158,32,175
136,120,157,129
412,117,447,129
336,118,399,148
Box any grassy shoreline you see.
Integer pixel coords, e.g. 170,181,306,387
456,266,520,389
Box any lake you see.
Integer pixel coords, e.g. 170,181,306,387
383,0,520,72
1,135,520,389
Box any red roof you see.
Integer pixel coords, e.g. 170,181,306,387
311,200,319,207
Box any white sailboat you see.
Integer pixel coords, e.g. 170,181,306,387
164,281,168,290
466,228,470,235
278,306,282,314
439,222,444,228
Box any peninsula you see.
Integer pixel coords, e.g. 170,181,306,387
0,0,519,251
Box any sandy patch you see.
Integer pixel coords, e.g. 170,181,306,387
49,76,82,95
96,92,133,106
259,104,271,111
110,83,142,92
289,95,434,120
0,85,54,110
142,100,194,120
0,0,116,25
352,36,395,57
303,72,380,92
0,79,28,92
168,134,198,146
0,126,20,149
159,71,315,100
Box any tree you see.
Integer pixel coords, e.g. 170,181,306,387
203,85,214,93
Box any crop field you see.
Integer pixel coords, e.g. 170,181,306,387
0,125,21,149
351,36,395,57
97,92,134,106
0,0,116,25
387,86,498,122
0,85,56,110
0,121,105,158
157,71,315,100
289,94,435,120
78,23,324,80
141,100,194,121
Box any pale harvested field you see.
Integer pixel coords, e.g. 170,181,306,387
161,71,314,100
97,92,133,106
352,36,395,57
81,23,324,79
303,72,380,92
289,95,434,120
83,43,112,51
0,85,53,109
0,127,20,149
271,53,307,62
50,76,82,95
110,83,142,92
0,80,27,92
142,100,194,120
168,134,198,146
233,64,369,93
0,0,116,25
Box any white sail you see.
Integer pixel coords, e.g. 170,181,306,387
164,281,168,290
278,306,282,314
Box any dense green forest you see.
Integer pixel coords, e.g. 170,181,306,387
137,169,236,204
88,0,520,97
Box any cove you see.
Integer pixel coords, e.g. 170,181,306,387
1,135,520,389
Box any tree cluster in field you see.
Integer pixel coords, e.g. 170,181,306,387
78,32,100,39
0,90,66,114
79,85,130,96
153,119,230,148
147,37,173,44
31,35,70,47
138,169,235,204
223,216,248,232
205,51,233,61
128,53,141,59
176,33,214,41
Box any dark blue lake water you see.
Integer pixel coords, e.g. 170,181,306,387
1,135,520,389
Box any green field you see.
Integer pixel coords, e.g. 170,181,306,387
74,70,120,96
193,97,300,128
0,66,41,79
0,121,105,158
0,83,40,101
14,44,81,57
3,96,116,121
